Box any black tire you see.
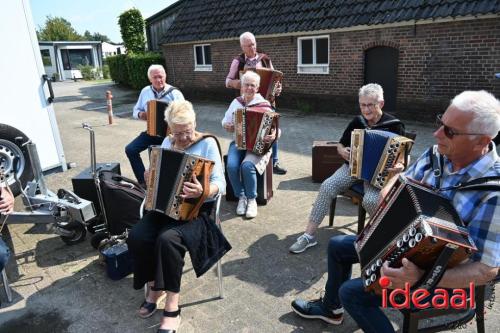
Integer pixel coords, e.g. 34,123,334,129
60,221,87,245
0,124,34,197
90,231,109,249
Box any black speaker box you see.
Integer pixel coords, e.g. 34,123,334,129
71,163,121,216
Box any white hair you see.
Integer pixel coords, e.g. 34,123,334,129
147,64,166,79
450,90,500,138
239,32,256,45
241,71,260,87
359,83,384,102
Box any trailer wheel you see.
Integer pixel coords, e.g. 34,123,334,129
0,124,34,197
60,221,87,245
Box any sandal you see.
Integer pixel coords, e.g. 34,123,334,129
138,300,157,318
157,308,181,333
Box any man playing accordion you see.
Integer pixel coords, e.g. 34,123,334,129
291,90,500,332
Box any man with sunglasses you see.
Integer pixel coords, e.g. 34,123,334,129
292,90,500,332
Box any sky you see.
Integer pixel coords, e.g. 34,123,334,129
30,0,178,43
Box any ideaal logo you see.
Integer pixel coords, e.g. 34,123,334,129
379,276,475,310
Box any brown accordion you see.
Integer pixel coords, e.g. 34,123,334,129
234,106,279,156
350,129,414,188
240,68,283,104
146,100,169,137
145,147,214,220
355,176,477,294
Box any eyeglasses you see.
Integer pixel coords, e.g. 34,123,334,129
435,114,484,139
359,102,378,109
172,129,193,138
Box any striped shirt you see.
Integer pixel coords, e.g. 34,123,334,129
405,143,500,267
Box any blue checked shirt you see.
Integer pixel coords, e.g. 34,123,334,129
405,143,500,268
132,85,184,119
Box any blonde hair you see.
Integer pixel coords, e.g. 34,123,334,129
165,100,196,126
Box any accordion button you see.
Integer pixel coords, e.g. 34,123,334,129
370,274,377,282
376,259,383,267
371,263,377,272
365,268,371,276
409,227,417,236
415,233,423,242
403,233,410,242
397,240,403,248
365,279,371,287
409,239,416,248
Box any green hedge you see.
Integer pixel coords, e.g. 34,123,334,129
107,54,129,85
107,53,165,89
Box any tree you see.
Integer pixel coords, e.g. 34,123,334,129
83,30,111,42
37,16,82,41
118,8,145,53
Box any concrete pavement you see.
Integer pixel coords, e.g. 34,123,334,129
0,81,498,333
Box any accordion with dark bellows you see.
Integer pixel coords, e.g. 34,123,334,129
145,147,214,220
146,100,169,137
355,176,476,294
240,68,283,104
234,106,279,156
350,129,414,188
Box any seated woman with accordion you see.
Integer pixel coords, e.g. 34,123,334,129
222,71,280,219
289,83,406,254
127,100,230,333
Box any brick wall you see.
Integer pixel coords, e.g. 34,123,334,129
161,18,500,121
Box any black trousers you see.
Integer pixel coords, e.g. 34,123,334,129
127,211,187,293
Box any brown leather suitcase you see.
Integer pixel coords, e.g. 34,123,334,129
312,141,345,183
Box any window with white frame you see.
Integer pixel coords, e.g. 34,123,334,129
297,36,329,74
194,44,212,71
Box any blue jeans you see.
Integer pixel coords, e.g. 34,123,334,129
125,131,164,184
0,238,10,272
226,142,257,199
272,141,279,164
323,235,395,333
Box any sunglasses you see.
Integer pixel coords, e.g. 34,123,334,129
435,114,484,139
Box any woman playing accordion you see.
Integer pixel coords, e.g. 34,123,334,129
289,83,406,254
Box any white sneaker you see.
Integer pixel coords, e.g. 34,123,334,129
246,198,258,218
236,196,247,215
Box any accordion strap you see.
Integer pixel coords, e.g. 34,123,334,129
186,161,212,221
410,243,459,293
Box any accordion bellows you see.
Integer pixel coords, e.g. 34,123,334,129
355,176,476,294
145,147,214,220
146,100,168,137
350,129,414,188
234,107,279,156
240,68,283,104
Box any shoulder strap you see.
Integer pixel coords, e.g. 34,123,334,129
358,115,368,128
371,119,404,129
430,145,444,188
258,53,271,68
237,53,246,72
187,132,223,161
236,96,245,105
156,86,178,100
443,175,500,192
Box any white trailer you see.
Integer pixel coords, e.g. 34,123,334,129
0,0,67,195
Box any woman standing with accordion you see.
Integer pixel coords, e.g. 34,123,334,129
289,83,406,254
222,71,279,219
127,100,230,333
